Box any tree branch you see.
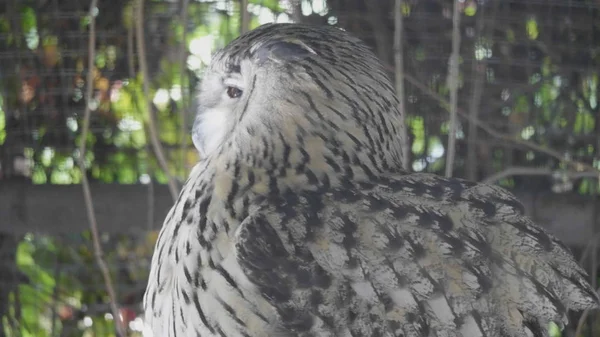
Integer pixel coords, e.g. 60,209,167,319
575,286,600,337
287,0,302,22
482,166,599,184
445,0,462,178
393,0,410,171
135,0,180,202
77,1,125,335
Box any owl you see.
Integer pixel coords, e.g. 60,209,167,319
143,23,598,337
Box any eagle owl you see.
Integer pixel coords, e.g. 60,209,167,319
143,23,598,337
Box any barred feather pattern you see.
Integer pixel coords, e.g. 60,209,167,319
143,23,598,337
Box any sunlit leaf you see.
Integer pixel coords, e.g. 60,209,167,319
548,322,561,337
526,17,539,40
401,3,410,16
574,111,595,134
32,165,48,184
20,6,37,33
464,3,476,16
410,116,425,155
17,241,35,267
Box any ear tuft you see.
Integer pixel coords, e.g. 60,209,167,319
254,39,317,65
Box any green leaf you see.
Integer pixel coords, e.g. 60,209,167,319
574,111,595,134
17,240,35,267
410,116,425,155
526,17,539,40
20,6,37,32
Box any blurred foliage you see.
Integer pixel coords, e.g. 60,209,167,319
323,0,600,196
3,232,159,337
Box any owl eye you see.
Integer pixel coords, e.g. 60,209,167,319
226,86,243,99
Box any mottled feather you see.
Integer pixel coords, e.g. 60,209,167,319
144,23,598,337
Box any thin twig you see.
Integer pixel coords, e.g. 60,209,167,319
575,286,600,337
444,0,462,178
402,72,598,173
13,280,21,333
393,0,410,171
127,7,157,232
127,19,135,79
240,0,250,34
366,0,392,67
482,166,600,184
178,0,190,174
135,0,180,202
465,1,498,180
50,249,61,336
590,193,600,336
579,233,600,267
465,66,485,179
571,210,600,337
77,1,125,336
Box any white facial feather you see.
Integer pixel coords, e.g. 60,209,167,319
193,106,230,157
192,74,246,157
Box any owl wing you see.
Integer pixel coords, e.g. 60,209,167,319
234,173,598,337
